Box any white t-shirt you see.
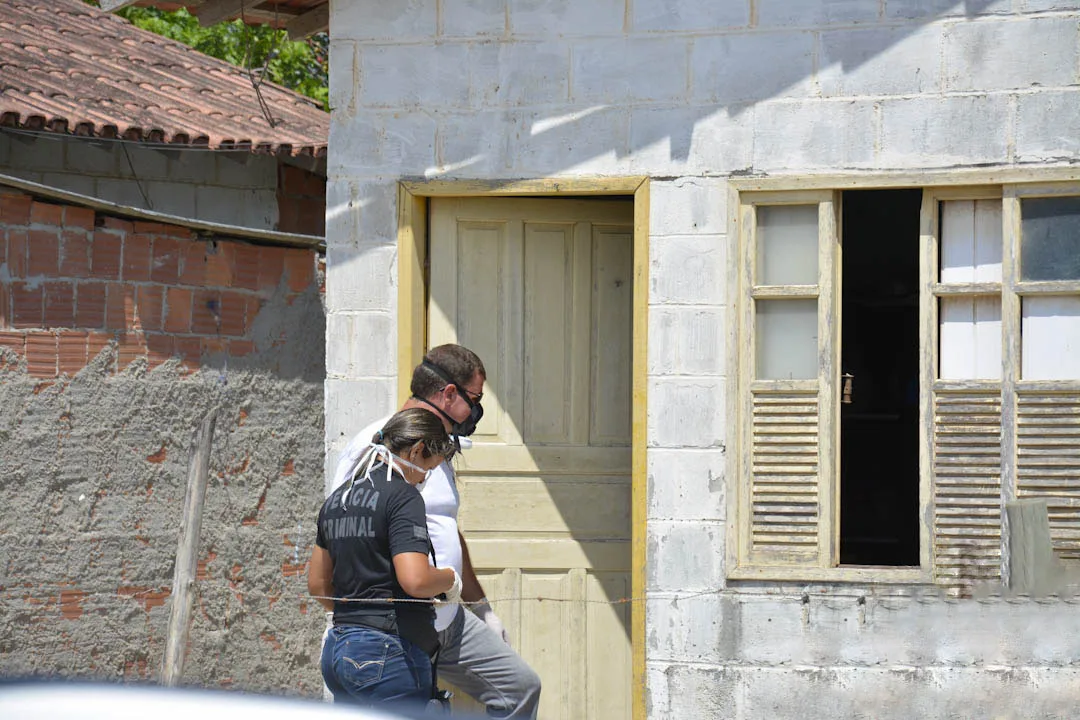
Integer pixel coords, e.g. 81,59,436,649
332,416,463,631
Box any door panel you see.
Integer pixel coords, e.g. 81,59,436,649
429,197,634,720
522,221,578,444
591,227,634,445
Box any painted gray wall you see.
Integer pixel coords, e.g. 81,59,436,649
0,131,279,231
324,1,1080,716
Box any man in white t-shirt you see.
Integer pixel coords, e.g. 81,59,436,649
332,344,541,719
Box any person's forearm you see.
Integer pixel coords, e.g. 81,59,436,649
458,531,487,602
307,547,336,612
395,554,458,599
309,576,336,612
412,566,457,598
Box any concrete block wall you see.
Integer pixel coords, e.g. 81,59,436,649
0,133,286,232
0,188,328,694
325,1,1080,716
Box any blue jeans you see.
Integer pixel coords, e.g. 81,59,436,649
321,625,432,711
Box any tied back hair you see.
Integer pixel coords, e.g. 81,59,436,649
372,408,457,463
343,409,455,505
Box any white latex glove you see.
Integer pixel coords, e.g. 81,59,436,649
472,599,510,645
440,569,463,605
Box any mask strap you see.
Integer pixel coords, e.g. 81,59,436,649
342,443,409,506
422,360,475,409
392,452,428,475
414,396,463,453
415,396,456,424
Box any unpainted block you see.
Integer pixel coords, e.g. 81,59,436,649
649,233,726,305
649,177,728,237
944,17,1080,93
647,305,726,377
647,376,726,448
819,25,943,97
646,520,726,591
879,94,1009,167
647,447,726,521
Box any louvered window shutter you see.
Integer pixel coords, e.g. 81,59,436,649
735,192,840,575
748,391,823,564
927,193,1005,596
1011,192,1080,570
1016,394,1080,559
931,391,1003,594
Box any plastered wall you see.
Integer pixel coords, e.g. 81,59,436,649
324,1,1080,716
0,191,328,694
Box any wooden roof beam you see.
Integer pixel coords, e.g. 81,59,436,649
286,4,329,40
98,0,143,10
102,1,311,29
194,0,287,27
101,0,210,10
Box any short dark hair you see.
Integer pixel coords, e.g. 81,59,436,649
374,408,456,461
410,344,486,400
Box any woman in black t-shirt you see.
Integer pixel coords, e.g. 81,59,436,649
308,408,461,709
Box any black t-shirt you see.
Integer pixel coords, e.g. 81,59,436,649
316,462,437,655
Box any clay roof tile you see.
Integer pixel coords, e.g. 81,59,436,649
0,0,328,155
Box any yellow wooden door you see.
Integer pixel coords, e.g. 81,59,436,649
429,197,634,720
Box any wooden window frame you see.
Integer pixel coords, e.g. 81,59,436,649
729,188,928,584
1006,183,1080,577
923,187,1006,593
730,190,846,580
728,171,1080,586
1006,182,1080,393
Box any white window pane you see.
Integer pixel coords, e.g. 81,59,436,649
940,199,1002,283
939,296,1002,380
756,299,818,380
1021,197,1080,281
756,205,818,286
973,200,1003,282
1022,296,1080,380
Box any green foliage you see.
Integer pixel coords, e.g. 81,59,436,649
90,3,328,111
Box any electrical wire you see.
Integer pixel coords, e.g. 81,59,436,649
11,579,695,611
240,1,282,129
120,141,153,211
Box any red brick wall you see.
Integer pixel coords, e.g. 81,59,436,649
0,190,320,378
276,164,326,237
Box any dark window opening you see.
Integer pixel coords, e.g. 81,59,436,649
839,189,922,566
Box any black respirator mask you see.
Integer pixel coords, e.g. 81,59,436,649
416,360,484,442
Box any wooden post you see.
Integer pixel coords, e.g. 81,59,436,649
161,410,217,687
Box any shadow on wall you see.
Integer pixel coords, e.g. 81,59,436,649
327,0,1009,182
323,0,1017,621
321,0,1024,327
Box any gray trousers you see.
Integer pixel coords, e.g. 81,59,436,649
436,608,542,719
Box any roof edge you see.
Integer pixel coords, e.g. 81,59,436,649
0,171,325,251
0,114,328,158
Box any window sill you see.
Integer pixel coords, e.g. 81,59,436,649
728,565,929,584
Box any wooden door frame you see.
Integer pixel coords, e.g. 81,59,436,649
396,177,649,720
